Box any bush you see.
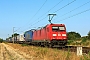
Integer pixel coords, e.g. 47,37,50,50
67,31,81,40
0,38,3,43
81,38,87,43
87,31,90,39
67,40,74,45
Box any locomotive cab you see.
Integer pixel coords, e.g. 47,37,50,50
47,24,67,46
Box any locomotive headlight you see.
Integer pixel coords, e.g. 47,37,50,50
58,34,61,36
62,34,66,36
53,34,57,36
63,38,66,39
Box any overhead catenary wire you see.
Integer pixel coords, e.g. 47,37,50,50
29,0,76,28
30,1,90,28
24,0,64,30
53,0,76,13
28,0,64,25
30,0,47,20
36,0,64,18
55,8,90,23
52,0,90,21
15,0,47,32
28,16,47,29
59,0,90,17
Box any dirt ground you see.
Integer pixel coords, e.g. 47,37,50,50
0,43,32,60
0,43,87,60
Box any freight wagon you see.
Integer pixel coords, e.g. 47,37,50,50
24,30,33,42
17,34,25,43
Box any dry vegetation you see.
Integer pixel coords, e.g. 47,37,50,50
68,39,90,47
5,43,89,60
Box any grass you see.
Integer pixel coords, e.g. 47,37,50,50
67,39,90,47
21,43,29,47
6,43,90,60
65,47,70,60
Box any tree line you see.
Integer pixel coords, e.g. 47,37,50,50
67,31,90,40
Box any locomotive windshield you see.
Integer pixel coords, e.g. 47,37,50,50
59,27,65,30
52,26,65,31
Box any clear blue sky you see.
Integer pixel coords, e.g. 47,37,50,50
0,0,90,39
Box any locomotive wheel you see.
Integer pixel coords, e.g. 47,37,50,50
49,43,53,48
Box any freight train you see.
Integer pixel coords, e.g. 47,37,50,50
7,24,67,47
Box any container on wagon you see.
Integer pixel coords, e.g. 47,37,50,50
24,30,33,42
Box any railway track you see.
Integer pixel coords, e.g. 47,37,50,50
56,46,90,55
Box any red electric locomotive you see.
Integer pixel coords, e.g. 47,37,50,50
33,24,67,47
